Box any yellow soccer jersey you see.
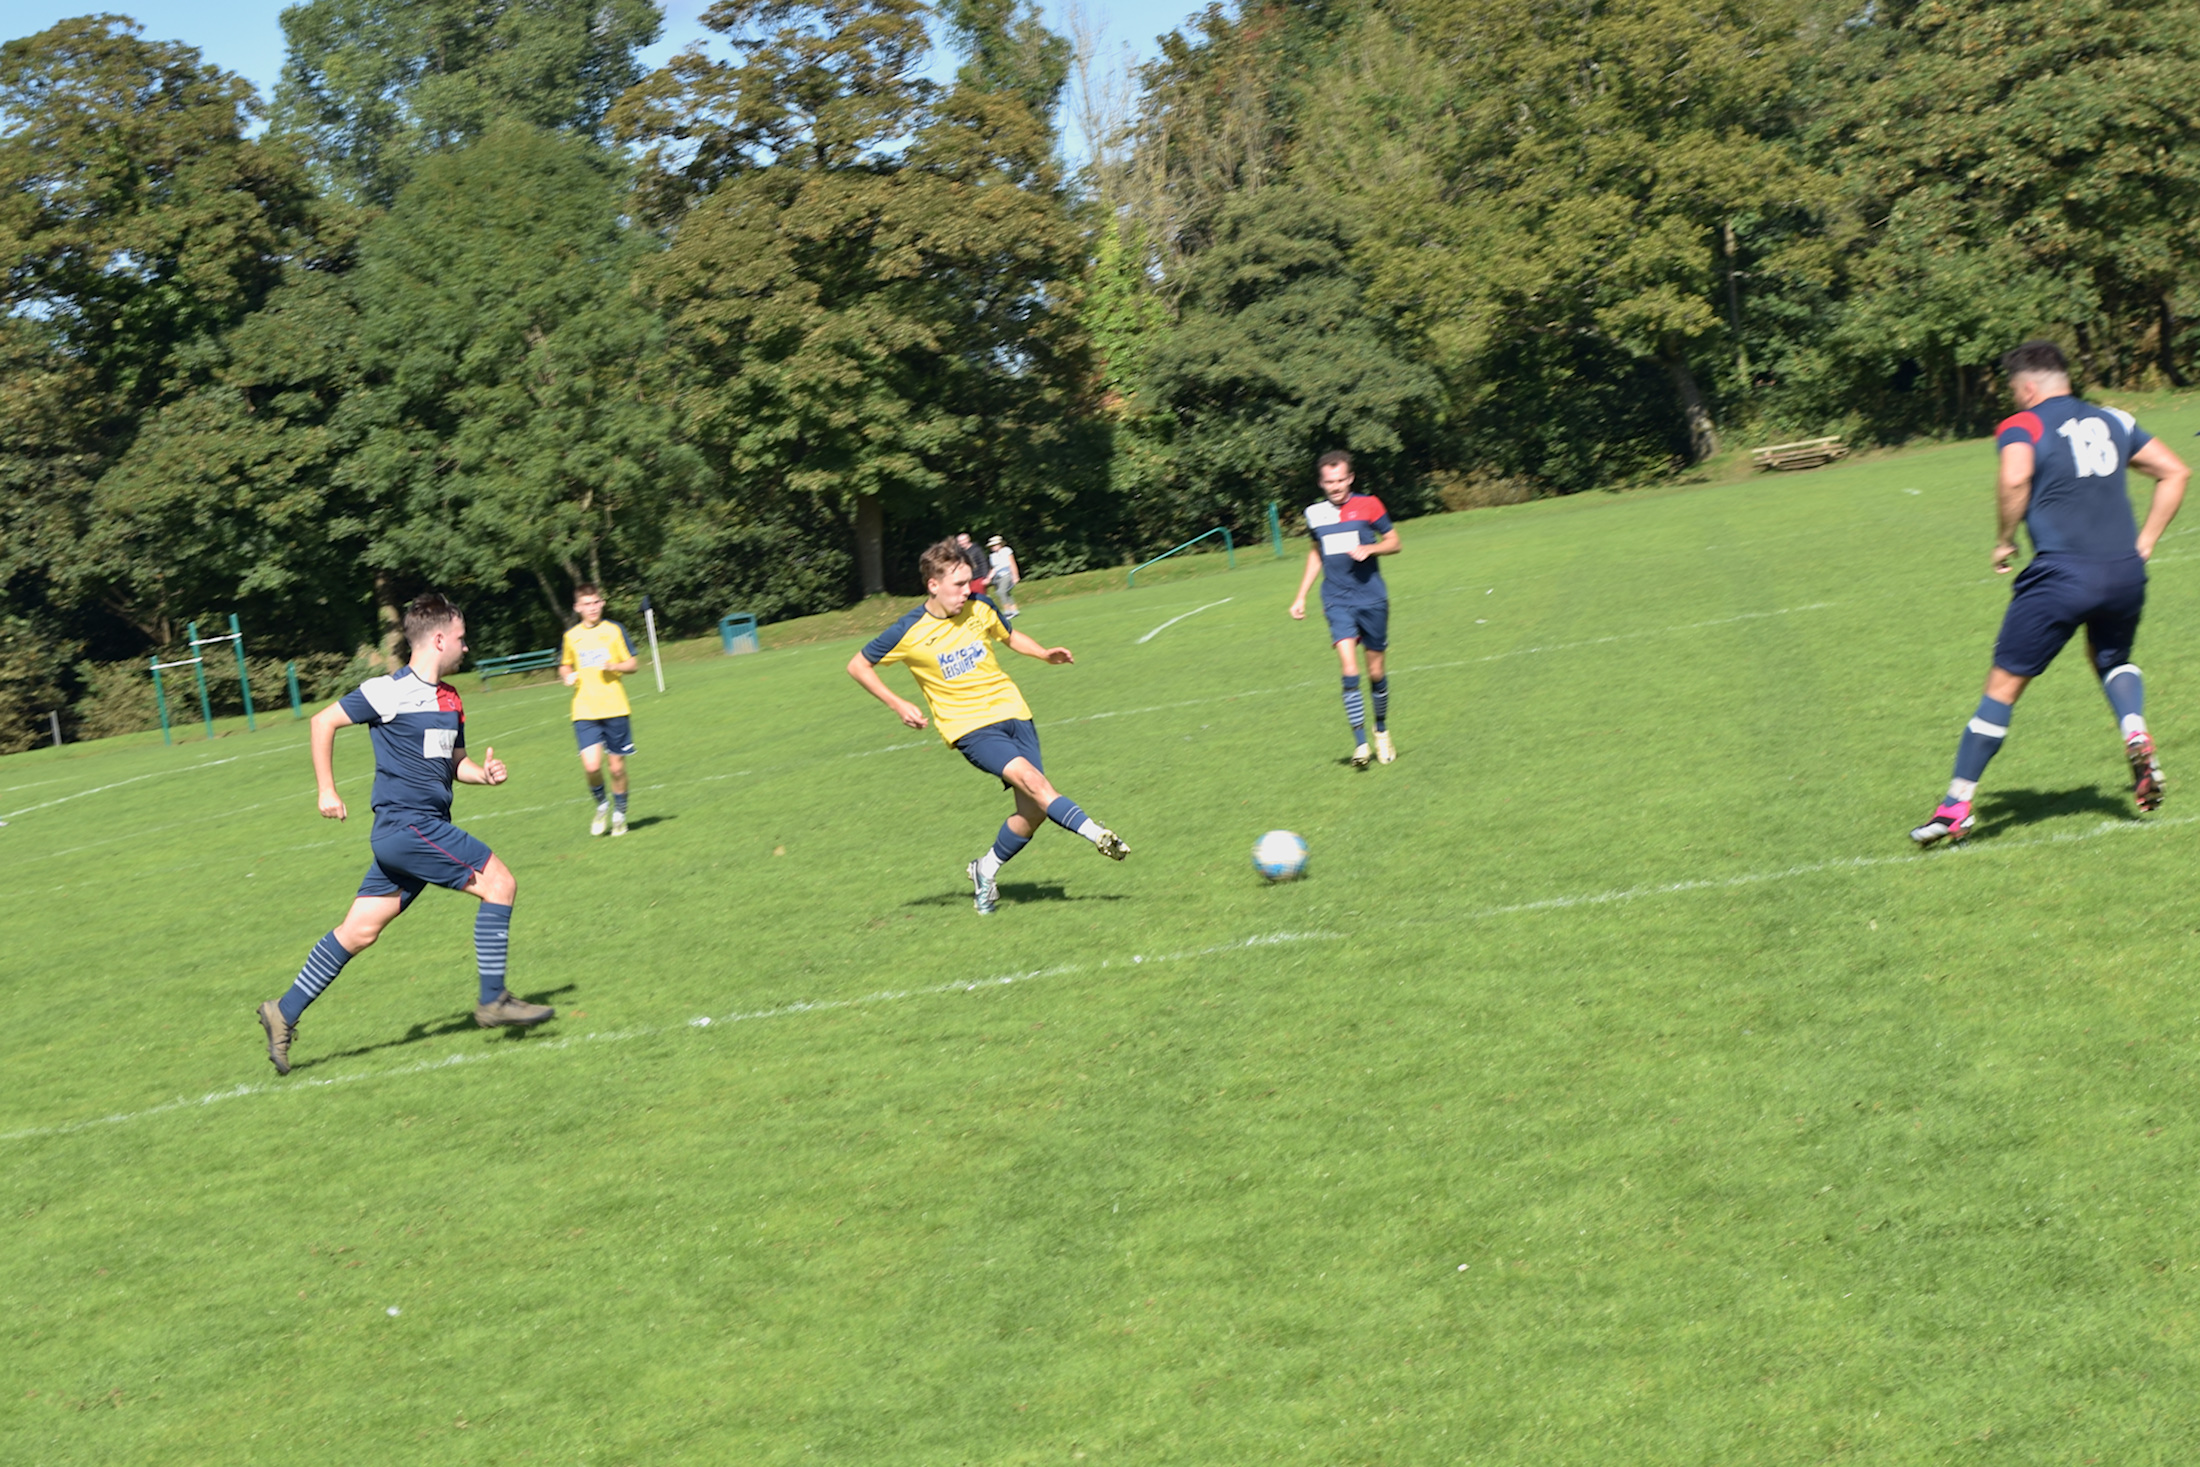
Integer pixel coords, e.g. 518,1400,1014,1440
860,598,1031,744
561,620,635,720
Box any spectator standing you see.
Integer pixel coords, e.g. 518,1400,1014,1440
954,532,991,595
987,535,1022,617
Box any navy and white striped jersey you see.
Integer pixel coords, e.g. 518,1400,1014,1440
338,668,467,821
1305,494,1393,606
1996,396,2154,559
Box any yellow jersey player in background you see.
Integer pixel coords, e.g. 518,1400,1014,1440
847,540,1130,915
560,585,641,837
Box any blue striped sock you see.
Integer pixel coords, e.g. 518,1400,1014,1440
992,822,1032,864
280,932,353,1024
1370,676,1388,732
1045,795,1103,843
613,791,628,815
475,902,512,1005
1342,677,1366,743
979,821,1031,881
589,782,606,806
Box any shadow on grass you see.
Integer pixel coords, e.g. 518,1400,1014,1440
1973,785,2135,840
291,983,578,1072
621,815,675,832
903,882,1129,908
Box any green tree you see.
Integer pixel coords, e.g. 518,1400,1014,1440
335,120,701,651
941,0,1069,120
81,268,373,657
0,16,313,648
273,0,662,204
614,0,1087,595
1135,185,1439,542
1363,0,1814,468
1803,0,2200,433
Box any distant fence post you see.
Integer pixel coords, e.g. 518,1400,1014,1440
1268,501,1284,558
49,710,62,747
150,655,174,744
287,660,303,719
229,613,255,731
185,621,215,739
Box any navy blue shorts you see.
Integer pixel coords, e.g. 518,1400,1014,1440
953,718,1044,789
1992,553,2146,678
574,716,635,756
358,816,494,901
1322,598,1389,652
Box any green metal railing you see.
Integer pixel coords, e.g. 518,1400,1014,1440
1128,527,1235,588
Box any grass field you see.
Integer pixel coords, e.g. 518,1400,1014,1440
10,406,2200,1463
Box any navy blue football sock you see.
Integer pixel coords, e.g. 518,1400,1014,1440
1949,695,2014,798
978,822,1032,882
588,781,606,806
1342,676,1366,744
1045,795,1105,844
613,791,628,815
475,902,512,1004
280,932,354,1024
2101,662,2147,735
992,822,1032,864
1370,676,1389,732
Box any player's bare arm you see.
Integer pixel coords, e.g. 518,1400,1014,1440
846,652,928,729
1347,526,1402,563
2130,437,2190,559
1004,629,1073,665
1993,441,2034,574
310,700,356,820
455,746,507,786
1288,546,1321,619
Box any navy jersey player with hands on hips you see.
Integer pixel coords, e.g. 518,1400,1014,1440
256,593,554,1075
1911,340,2190,846
847,540,1129,916
1290,449,1402,769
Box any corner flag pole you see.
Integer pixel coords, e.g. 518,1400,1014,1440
642,595,665,692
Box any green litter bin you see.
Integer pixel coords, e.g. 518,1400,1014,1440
719,614,760,655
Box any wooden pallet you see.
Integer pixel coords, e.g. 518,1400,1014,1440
1751,436,1849,471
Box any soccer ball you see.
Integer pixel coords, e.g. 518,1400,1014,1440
1252,830,1308,882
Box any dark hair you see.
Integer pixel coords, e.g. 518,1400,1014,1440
572,583,602,600
918,539,970,585
1316,449,1353,472
2000,340,2069,379
401,592,463,644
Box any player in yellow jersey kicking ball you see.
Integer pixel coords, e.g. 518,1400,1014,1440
847,540,1130,914
560,585,641,837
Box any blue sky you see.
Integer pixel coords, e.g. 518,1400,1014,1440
3,0,1198,160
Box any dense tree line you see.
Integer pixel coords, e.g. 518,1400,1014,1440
5,0,2199,750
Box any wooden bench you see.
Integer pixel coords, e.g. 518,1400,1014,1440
1751,437,1850,472
474,648,559,691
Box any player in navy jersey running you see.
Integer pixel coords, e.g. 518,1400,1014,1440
255,593,553,1074
1911,340,2190,846
1289,449,1402,768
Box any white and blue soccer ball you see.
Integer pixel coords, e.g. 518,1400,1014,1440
1252,829,1308,882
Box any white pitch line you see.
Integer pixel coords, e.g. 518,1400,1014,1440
1455,811,2200,924
1400,603,1835,676
0,930,1343,1145
1136,598,1234,645
0,740,306,822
